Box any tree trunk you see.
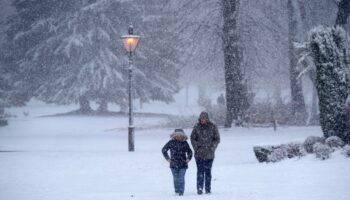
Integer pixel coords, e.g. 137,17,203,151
78,96,92,114
139,99,143,109
120,102,127,112
307,84,319,125
221,0,247,128
288,0,307,125
0,106,4,117
97,98,108,113
336,0,350,26
186,84,189,106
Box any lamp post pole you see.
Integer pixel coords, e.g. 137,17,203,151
128,49,134,152
122,25,139,152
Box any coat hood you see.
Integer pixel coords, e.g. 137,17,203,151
170,132,188,141
198,111,210,122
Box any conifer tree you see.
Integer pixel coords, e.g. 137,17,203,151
308,26,350,143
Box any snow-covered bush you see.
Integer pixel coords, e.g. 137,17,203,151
164,115,198,129
0,118,7,127
313,142,332,160
165,107,226,128
325,136,345,148
267,147,287,162
253,146,274,163
254,142,306,163
304,136,325,153
342,145,350,157
284,143,306,158
246,100,291,126
267,143,306,162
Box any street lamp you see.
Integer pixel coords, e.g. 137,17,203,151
122,25,140,152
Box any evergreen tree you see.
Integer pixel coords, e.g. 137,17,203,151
32,0,132,113
308,26,350,143
4,0,181,113
131,0,181,104
0,0,35,115
335,0,350,26
3,0,81,109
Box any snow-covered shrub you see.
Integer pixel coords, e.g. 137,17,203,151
284,142,306,158
164,115,198,129
253,146,274,163
267,147,287,162
267,143,306,162
246,99,291,126
254,142,308,163
325,136,345,148
0,118,7,127
304,136,325,153
313,142,332,160
342,145,350,157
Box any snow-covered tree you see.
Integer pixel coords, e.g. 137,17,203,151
4,0,180,113
171,0,305,126
0,0,31,115
288,0,307,124
221,0,250,127
131,0,181,104
3,0,82,109
31,0,133,113
335,0,350,26
0,62,13,116
306,26,350,143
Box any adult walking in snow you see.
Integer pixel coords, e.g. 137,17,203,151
191,112,220,195
162,129,193,196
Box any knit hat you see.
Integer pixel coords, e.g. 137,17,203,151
174,128,185,134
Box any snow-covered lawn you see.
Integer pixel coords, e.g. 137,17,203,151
1,103,349,200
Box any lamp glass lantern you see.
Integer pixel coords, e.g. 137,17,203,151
122,35,140,53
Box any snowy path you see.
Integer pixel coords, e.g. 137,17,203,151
1,116,350,200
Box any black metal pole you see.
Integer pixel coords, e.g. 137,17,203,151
128,51,134,152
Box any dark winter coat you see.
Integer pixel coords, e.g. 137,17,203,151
191,116,220,160
162,132,193,169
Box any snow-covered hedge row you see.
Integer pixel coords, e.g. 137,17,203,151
325,136,345,148
267,142,306,162
163,115,198,129
313,142,332,160
304,136,325,153
164,105,226,127
343,145,350,157
254,135,348,162
254,142,306,163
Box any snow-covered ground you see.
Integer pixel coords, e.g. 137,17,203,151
1,100,350,200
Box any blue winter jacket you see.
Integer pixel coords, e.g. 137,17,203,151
162,133,193,169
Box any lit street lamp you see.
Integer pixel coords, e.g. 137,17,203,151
122,25,140,152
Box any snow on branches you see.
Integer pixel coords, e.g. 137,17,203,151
296,26,350,143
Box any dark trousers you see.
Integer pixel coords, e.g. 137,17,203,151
170,168,186,194
195,157,213,192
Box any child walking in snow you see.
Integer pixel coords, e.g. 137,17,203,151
162,129,193,196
